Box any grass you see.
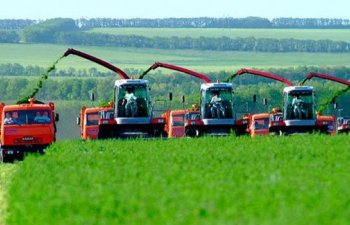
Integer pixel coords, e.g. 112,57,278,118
0,164,17,225
1,43,350,73
88,28,350,42
6,135,350,225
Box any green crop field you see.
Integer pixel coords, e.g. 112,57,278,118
0,164,17,225
88,28,350,42
4,135,350,225
1,44,350,73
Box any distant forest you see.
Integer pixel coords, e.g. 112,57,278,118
2,17,350,29
1,18,350,53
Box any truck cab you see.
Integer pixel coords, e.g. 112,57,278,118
249,113,270,137
0,98,58,162
78,106,113,140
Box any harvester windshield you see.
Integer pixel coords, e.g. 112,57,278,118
114,81,150,118
201,84,234,119
284,87,315,120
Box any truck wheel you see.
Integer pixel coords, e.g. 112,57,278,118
0,151,13,163
0,151,3,163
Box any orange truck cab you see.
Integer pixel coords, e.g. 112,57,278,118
249,113,270,137
162,109,201,138
78,105,113,140
162,110,186,138
0,98,59,162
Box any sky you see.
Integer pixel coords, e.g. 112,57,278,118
1,0,349,20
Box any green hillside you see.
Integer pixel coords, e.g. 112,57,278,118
2,44,350,72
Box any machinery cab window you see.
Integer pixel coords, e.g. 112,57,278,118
251,118,269,130
171,114,185,127
115,84,150,117
86,112,99,125
201,88,234,119
284,90,315,120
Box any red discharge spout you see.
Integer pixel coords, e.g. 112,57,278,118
64,48,129,79
139,62,211,83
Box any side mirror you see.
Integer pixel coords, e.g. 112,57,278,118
76,116,80,125
90,93,95,102
169,92,173,101
333,102,338,110
263,98,268,105
182,96,185,103
55,113,60,122
253,94,257,103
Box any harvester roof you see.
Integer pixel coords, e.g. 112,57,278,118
115,79,149,87
200,82,233,91
283,86,314,94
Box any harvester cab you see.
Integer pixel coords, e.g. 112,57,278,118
140,62,235,137
63,48,166,139
300,72,350,134
199,82,235,134
282,86,317,132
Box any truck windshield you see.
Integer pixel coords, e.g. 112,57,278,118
201,88,233,119
115,85,150,117
4,110,51,125
86,112,99,125
171,114,185,126
252,118,269,130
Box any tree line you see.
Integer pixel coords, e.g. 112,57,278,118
1,63,350,84
2,17,350,29
2,31,350,53
57,33,350,53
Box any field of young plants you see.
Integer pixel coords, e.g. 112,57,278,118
3,135,350,225
2,44,350,72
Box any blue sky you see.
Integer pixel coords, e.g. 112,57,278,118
1,0,349,20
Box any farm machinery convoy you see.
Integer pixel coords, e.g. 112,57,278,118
1,48,349,162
